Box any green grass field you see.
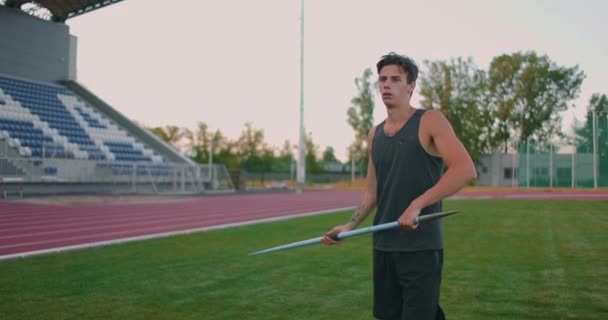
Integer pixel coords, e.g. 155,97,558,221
1,199,607,319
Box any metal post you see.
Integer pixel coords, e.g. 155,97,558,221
296,0,306,186
173,166,178,191
511,152,516,188
593,110,598,189
290,158,295,189
571,147,576,189
132,163,137,193
526,137,530,188
181,166,185,192
351,149,355,184
209,136,213,186
549,143,553,188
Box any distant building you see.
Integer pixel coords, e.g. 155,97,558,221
476,152,595,187
323,161,347,173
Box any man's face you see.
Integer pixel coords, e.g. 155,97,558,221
378,65,415,108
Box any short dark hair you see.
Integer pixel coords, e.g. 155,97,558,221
376,52,419,84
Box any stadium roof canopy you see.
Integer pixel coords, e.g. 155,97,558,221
3,0,125,22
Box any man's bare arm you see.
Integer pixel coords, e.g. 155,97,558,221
322,127,377,244
399,110,476,230
346,184,376,229
347,127,378,228
414,110,477,208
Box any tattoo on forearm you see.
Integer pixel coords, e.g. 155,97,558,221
349,204,366,225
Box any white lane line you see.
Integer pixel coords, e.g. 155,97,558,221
0,203,351,240
0,206,356,262
0,201,352,232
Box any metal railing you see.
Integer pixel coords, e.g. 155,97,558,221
0,155,235,195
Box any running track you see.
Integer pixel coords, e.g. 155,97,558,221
1,189,607,260
0,191,362,260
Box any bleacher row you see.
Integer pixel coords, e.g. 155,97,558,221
0,75,166,175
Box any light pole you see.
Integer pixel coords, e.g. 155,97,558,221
296,0,306,186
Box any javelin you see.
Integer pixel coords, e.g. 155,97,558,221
249,210,460,256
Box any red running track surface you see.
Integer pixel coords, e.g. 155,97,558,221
0,191,362,259
2,189,607,260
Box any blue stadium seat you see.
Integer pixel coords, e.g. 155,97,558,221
0,75,163,165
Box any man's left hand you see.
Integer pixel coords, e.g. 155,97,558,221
398,205,421,230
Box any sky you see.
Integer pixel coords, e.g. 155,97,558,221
66,0,608,162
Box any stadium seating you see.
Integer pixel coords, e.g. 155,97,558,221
0,74,163,164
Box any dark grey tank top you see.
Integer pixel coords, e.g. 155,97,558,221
371,109,444,251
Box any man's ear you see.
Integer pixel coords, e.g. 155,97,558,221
409,81,416,96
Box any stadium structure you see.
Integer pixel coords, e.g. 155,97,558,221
1,1,603,198
0,1,234,197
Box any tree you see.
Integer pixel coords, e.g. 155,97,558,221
237,122,273,172
182,123,240,169
271,140,294,173
278,140,294,161
148,125,186,146
184,122,211,163
419,57,491,163
574,93,608,152
305,132,324,174
208,129,240,169
322,146,338,163
487,51,585,149
214,140,240,170
573,93,608,185
347,68,375,174
590,93,608,116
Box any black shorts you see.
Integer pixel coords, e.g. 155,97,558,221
373,249,445,320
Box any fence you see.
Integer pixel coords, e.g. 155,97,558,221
0,155,234,196
518,140,608,188
237,171,357,190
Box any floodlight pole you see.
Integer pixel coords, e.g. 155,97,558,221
296,0,306,186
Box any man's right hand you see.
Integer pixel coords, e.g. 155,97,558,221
321,224,353,245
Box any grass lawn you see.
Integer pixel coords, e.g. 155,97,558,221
1,199,607,319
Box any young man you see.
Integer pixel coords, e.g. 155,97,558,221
322,53,477,320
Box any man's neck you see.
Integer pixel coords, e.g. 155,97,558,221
386,104,415,124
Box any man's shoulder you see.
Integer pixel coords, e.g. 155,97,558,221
420,109,449,127
370,121,385,135
420,109,444,119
